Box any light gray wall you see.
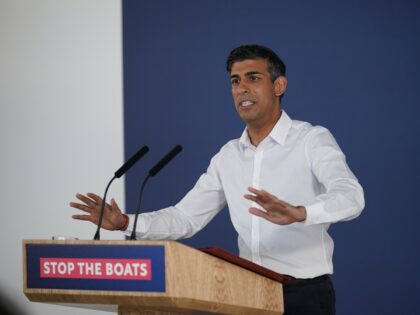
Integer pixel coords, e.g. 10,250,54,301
0,1,125,314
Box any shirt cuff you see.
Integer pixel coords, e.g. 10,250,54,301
123,214,146,237
303,200,327,225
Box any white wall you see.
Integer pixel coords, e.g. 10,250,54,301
0,1,125,314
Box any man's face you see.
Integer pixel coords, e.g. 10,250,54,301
230,59,286,128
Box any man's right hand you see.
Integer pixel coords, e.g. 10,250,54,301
69,193,127,231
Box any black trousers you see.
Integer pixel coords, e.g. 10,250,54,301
283,275,336,315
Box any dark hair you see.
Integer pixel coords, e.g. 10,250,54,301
226,45,286,82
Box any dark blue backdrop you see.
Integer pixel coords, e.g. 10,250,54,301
122,0,420,313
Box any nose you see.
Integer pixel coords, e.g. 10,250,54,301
236,80,249,94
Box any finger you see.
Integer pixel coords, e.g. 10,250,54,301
249,207,269,219
72,214,95,222
244,193,258,201
86,192,103,204
247,187,271,203
110,198,120,213
244,194,268,208
251,187,277,201
259,189,275,200
75,193,96,206
86,193,111,208
86,193,113,211
248,186,270,196
244,194,264,208
248,187,263,195
276,198,289,207
69,202,93,213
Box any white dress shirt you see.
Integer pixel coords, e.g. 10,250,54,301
125,111,365,279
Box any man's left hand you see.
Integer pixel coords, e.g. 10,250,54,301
244,187,307,225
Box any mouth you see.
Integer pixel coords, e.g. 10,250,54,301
238,100,256,108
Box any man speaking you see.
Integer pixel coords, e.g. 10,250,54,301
70,45,364,315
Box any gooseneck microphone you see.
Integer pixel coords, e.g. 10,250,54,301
93,145,149,240
129,145,183,240
114,146,150,179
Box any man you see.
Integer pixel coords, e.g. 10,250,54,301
70,45,364,314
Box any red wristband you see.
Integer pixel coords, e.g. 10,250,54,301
119,214,129,231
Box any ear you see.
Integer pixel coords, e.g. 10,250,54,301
274,76,287,97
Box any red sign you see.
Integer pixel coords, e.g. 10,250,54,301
40,258,152,280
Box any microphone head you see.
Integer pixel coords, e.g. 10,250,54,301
149,145,183,177
114,145,149,178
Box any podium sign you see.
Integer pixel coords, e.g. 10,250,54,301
23,240,284,314
26,243,165,292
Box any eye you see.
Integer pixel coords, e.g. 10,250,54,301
231,78,240,85
249,75,260,81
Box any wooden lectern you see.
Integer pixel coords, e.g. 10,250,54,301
23,240,284,314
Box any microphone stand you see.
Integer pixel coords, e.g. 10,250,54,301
129,174,151,240
93,175,116,240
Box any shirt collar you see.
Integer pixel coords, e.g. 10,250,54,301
239,110,292,150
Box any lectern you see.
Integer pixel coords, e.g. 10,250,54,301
23,240,284,314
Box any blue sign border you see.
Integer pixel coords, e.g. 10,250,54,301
26,244,165,292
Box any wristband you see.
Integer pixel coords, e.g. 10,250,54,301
119,214,129,231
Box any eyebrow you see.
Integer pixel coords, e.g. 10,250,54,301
230,71,264,79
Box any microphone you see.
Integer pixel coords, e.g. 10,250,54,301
93,145,149,240
149,145,183,176
129,145,183,240
114,146,150,178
